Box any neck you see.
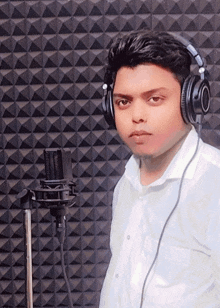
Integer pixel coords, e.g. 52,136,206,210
139,128,191,186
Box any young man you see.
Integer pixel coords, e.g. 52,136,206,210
99,30,220,307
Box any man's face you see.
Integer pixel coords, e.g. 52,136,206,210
113,64,190,159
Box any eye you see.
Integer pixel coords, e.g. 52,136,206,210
115,99,130,109
149,96,163,104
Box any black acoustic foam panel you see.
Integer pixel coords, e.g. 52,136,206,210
0,0,220,307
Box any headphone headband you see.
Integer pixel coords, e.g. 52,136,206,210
169,33,206,79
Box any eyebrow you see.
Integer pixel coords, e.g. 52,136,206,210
113,87,168,100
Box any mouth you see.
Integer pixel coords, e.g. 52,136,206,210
129,130,152,145
129,130,152,138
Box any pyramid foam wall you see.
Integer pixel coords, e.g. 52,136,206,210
0,0,220,307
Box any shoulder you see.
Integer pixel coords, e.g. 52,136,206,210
200,140,220,167
188,127,220,169
197,140,220,182
186,139,220,215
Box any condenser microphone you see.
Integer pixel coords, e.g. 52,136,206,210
44,149,73,181
33,149,76,232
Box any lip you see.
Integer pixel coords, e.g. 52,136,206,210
129,130,151,138
129,130,152,144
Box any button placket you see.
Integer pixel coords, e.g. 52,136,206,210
113,201,144,286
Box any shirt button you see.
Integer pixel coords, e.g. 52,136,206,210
127,235,130,240
115,274,119,278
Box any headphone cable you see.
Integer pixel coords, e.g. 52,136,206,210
139,116,202,308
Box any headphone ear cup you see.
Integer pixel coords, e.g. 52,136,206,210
181,75,198,124
181,75,210,124
102,87,115,128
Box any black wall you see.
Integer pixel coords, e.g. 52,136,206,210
0,0,220,307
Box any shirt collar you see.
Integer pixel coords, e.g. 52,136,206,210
124,127,201,190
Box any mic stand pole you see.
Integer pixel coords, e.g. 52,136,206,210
18,189,34,308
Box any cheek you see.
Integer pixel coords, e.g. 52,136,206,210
114,111,130,131
154,104,185,132
115,121,129,140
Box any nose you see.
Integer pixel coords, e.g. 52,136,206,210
132,100,146,124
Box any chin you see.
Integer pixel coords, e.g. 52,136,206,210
133,151,154,160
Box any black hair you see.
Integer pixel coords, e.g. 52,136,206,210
104,30,192,86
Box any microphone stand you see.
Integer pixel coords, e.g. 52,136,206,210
18,188,34,308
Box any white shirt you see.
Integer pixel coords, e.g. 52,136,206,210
99,128,220,307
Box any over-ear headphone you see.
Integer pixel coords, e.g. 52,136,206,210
102,33,210,127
